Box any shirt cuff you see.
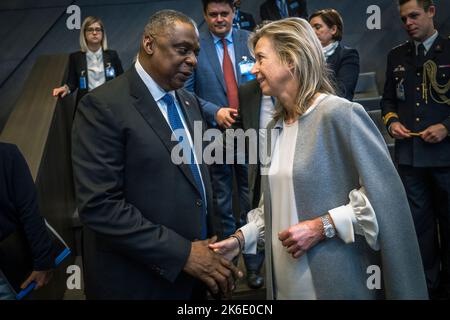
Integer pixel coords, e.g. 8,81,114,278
239,222,259,255
329,204,355,244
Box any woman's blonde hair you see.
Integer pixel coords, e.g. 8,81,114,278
79,16,108,52
249,17,335,119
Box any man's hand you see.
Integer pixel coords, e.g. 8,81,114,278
389,122,411,139
20,270,53,290
278,217,324,259
216,107,237,128
420,124,448,143
183,236,243,297
53,85,69,98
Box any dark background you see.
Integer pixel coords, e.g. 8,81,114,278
1,0,449,132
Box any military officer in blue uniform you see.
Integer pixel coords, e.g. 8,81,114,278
381,0,450,299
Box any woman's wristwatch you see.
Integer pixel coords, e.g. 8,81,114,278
321,214,336,238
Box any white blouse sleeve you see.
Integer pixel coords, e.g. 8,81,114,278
328,187,380,251
239,195,265,255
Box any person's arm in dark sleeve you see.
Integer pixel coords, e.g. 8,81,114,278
381,51,400,130
72,94,192,283
65,53,78,93
335,48,360,101
10,145,54,271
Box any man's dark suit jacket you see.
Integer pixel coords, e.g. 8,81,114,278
327,44,360,101
0,143,53,271
235,10,256,31
66,50,124,104
260,0,308,21
234,80,264,209
72,67,222,299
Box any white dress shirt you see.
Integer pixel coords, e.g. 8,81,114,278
86,48,105,91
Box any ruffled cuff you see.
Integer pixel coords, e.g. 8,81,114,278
240,222,259,254
328,188,379,251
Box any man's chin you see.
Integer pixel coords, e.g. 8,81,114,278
170,80,185,91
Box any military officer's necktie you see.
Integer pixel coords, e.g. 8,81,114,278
221,38,239,110
417,43,426,65
162,93,207,239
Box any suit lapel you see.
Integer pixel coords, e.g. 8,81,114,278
203,32,226,92
405,41,415,68
425,35,444,63
232,30,243,86
128,68,201,196
327,45,340,66
103,50,111,78
81,52,88,87
248,82,262,131
176,90,211,198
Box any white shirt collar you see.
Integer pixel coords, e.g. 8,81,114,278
134,58,175,102
86,47,103,59
414,30,438,53
323,41,339,58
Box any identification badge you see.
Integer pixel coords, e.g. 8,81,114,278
239,56,255,82
396,79,406,101
105,63,116,79
79,70,87,90
241,21,250,28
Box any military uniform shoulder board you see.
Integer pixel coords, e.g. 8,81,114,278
391,40,411,54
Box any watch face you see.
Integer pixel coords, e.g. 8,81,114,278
325,227,335,238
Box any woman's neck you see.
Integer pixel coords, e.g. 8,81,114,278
87,43,101,52
283,92,322,124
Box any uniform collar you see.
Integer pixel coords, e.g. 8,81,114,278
414,30,438,54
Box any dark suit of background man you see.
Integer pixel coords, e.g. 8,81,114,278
0,143,53,300
381,0,450,300
185,0,263,289
260,0,307,21
72,10,241,300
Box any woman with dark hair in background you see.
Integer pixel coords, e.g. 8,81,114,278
309,8,359,101
53,16,123,105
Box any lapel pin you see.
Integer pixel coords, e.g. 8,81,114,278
185,101,190,106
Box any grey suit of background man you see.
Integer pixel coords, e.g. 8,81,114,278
185,0,263,289
72,9,241,300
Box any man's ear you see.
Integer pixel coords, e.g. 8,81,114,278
427,5,436,19
143,35,155,55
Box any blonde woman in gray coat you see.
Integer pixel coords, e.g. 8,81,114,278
210,17,428,300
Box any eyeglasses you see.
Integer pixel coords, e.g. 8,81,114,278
86,27,103,33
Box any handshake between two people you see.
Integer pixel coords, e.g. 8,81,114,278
182,235,243,299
